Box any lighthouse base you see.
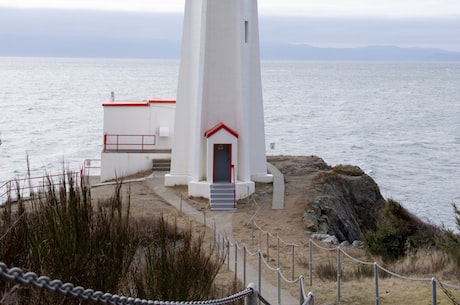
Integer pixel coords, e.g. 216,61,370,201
188,180,255,200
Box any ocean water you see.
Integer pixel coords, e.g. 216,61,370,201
1,57,459,229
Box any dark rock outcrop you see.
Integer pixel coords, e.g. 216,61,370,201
269,156,386,243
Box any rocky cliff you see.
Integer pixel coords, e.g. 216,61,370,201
267,155,387,243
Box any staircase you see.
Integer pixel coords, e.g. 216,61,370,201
210,183,236,211
152,159,171,172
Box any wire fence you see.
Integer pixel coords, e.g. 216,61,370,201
235,211,460,305
2,169,460,305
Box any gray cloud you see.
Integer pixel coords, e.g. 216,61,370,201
0,8,459,59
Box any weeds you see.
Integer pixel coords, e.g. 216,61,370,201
0,171,227,305
315,260,337,281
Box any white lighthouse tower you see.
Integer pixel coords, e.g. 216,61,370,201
164,0,272,208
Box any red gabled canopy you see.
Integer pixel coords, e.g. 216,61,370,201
204,122,239,138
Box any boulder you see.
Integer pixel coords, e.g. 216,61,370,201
302,159,386,243
268,155,386,244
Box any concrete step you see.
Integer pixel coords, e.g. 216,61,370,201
210,183,235,211
152,159,171,171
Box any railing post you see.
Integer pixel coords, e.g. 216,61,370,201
266,233,270,261
245,283,258,305
309,239,313,287
227,239,230,270
251,220,255,246
235,243,238,282
258,251,262,298
337,247,341,303
142,135,145,152
277,268,281,305
232,164,236,209
432,277,437,305
374,263,379,305
300,276,305,305
277,235,280,268
259,228,262,250
244,245,247,287
291,244,295,281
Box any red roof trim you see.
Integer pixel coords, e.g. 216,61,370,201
148,99,176,104
103,99,176,107
103,101,149,107
205,122,239,139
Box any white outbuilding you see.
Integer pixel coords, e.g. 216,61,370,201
100,99,175,182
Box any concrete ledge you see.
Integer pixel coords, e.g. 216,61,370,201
266,163,285,210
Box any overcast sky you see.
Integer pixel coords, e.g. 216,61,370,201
1,0,459,57
1,0,460,17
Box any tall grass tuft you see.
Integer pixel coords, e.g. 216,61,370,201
129,217,224,301
0,171,227,305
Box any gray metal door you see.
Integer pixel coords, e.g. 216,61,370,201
213,144,231,182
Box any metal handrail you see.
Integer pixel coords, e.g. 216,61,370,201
103,133,156,152
0,172,80,204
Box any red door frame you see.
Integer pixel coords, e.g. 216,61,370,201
212,143,232,183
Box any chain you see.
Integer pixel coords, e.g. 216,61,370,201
257,293,272,305
0,263,253,305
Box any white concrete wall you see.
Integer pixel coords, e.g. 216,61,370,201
104,106,150,134
100,152,171,181
103,103,175,151
149,104,175,150
101,101,175,182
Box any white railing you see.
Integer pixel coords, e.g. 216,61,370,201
0,172,80,204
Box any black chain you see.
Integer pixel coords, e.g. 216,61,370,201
0,263,253,305
257,293,272,305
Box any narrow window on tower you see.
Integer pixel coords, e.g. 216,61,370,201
245,21,249,43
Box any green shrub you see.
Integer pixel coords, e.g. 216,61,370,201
332,164,364,176
436,203,460,267
364,199,438,262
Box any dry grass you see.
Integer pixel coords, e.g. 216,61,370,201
0,175,240,305
230,191,460,305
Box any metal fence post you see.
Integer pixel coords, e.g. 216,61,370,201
291,244,295,281
244,245,247,287
277,235,280,268
267,233,270,261
432,277,437,305
227,239,230,270
235,243,238,282
258,251,262,298
245,283,258,305
259,229,262,250
277,268,281,305
309,239,313,287
251,220,255,246
337,247,341,303
374,263,379,305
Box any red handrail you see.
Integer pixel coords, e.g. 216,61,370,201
231,164,236,209
103,133,156,152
